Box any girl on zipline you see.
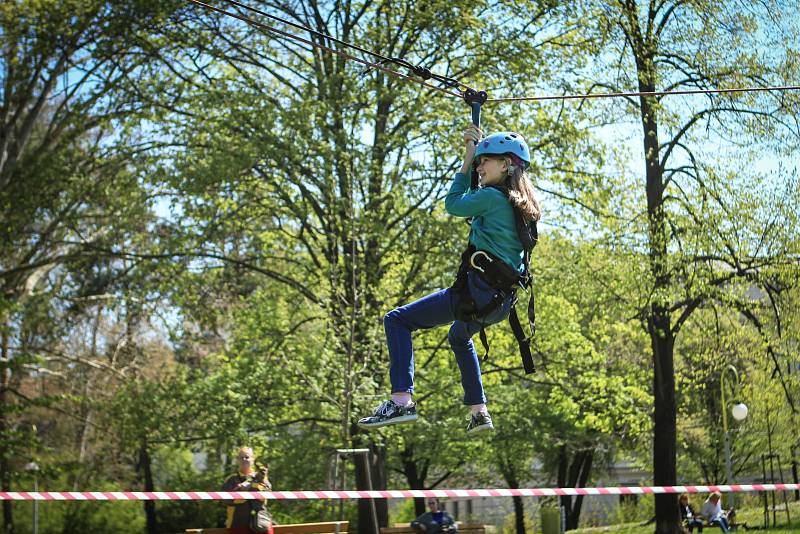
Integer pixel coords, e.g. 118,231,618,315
358,124,541,434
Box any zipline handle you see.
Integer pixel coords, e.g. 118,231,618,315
463,89,488,190
463,89,489,130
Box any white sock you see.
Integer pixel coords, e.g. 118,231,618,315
470,404,488,415
392,392,413,407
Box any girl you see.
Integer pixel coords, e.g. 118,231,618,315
358,125,541,434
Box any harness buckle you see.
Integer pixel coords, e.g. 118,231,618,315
469,250,493,273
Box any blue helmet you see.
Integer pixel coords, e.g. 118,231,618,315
474,132,531,169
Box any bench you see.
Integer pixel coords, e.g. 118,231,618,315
380,523,485,534
186,521,349,533
684,518,746,532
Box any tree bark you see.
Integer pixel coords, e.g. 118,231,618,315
569,450,593,529
138,439,157,534
512,495,526,534
399,444,428,517
497,449,526,534
638,66,681,534
557,445,595,530
353,442,389,534
614,4,683,529
1,324,13,534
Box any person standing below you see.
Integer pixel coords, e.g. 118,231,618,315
221,446,272,533
410,498,457,533
701,492,731,533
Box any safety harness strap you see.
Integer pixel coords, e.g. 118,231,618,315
508,306,535,374
451,244,537,373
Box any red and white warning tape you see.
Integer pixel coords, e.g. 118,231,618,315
1,484,799,501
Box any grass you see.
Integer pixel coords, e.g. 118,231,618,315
571,526,798,533
570,499,800,534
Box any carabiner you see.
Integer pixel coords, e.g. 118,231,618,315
469,250,493,273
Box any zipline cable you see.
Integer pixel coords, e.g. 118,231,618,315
491,84,800,102
186,0,800,105
218,0,471,93
184,0,464,98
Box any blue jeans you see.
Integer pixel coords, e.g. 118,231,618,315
685,518,704,532
711,517,729,532
384,270,513,405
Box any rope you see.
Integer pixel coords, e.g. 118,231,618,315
218,0,469,93
184,0,465,98
185,1,800,105
186,1,800,106
489,85,800,102
3,483,799,500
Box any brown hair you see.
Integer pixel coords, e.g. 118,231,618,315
503,156,541,222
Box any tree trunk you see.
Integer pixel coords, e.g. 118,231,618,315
497,449,526,534
1,325,13,534
353,441,388,534
614,3,683,529
138,439,157,534
512,495,526,534
399,444,428,517
639,79,681,534
568,450,593,529
414,495,425,518
557,446,595,530
651,326,678,533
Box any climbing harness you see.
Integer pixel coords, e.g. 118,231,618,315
451,235,538,375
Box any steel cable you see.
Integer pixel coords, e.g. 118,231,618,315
185,0,466,98
219,0,471,92
186,0,800,104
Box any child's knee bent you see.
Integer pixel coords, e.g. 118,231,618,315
384,308,402,328
448,322,471,348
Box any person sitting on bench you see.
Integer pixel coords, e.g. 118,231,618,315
680,493,704,532
410,497,457,533
701,491,734,532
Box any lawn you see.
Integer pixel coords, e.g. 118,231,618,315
570,499,800,534
571,526,798,533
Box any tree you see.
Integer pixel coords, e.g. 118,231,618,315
584,1,800,531
140,1,595,530
485,235,651,532
1,1,184,530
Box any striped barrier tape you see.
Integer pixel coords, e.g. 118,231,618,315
1,484,799,501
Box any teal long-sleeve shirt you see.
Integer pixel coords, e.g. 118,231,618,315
444,172,524,273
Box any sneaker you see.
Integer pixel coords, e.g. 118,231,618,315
357,400,418,429
466,411,494,434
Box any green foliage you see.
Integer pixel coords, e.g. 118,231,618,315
388,498,418,526
2,1,799,533
500,510,537,534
